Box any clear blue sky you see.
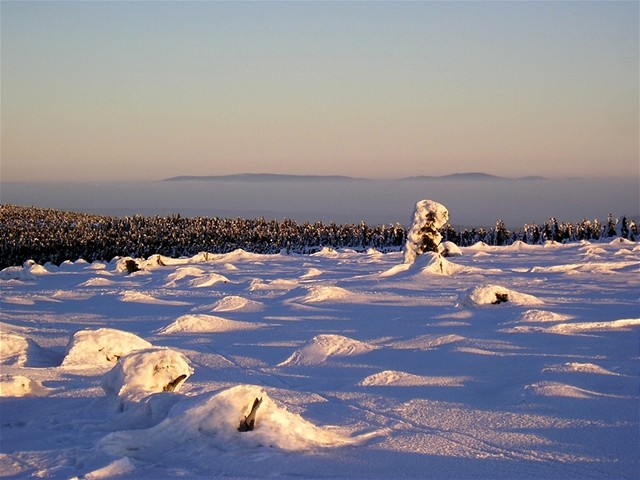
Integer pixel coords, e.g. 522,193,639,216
2,1,638,182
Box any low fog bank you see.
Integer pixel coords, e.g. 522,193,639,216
2,177,637,228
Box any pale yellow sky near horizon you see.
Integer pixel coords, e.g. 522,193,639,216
1,1,638,183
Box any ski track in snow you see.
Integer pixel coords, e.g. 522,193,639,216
0,240,639,479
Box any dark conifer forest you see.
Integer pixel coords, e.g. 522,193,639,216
1,205,637,269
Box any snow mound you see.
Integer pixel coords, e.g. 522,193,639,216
609,237,636,245
518,309,573,323
503,241,539,252
158,314,267,334
62,328,152,369
186,273,230,288
547,318,640,334
249,278,298,292
113,257,143,274
0,374,50,397
543,362,622,376
439,241,462,257
0,333,29,366
102,347,193,402
300,268,323,279
84,457,136,479
80,277,128,287
0,333,54,367
525,381,627,399
311,247,341,258
0,261,48,281
99,384,372,456
359,370,468,387
461,285,544,307
120,290,190,306
212,295,263,312
164,267,231,287
207,249,266,263
387,334,466,350
301,285,355,303
279,334,377,366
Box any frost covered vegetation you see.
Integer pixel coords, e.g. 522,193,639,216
1,204,638,269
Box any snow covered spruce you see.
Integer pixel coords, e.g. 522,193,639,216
403,199,450,264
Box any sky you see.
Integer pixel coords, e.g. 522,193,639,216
1,1,638,183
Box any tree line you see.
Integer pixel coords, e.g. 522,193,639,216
0,205,637,269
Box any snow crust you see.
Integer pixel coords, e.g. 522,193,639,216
1,240,638,479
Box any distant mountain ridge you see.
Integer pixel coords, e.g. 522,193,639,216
164,173,362,182
163,172,546,182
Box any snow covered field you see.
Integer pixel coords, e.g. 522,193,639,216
1,240,638,478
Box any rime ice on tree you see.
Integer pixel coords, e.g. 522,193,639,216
403,199,449,264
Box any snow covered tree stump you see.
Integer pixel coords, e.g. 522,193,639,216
403,200,449,264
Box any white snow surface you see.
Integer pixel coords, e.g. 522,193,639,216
0,240,639,479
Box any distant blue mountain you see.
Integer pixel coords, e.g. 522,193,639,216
400,172,546,181
163,172,546,182
163,173,365,182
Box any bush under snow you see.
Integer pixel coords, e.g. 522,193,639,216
101,347,193,402
62,328,152,369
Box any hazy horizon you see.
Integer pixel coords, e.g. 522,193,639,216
2,1,638,182
2,176,638,229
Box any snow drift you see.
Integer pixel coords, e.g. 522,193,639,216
101,347,193,402
99,384,375,457
461,284,544,307
62,328,152,369
278,334,377,366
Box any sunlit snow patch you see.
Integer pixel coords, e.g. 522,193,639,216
0,374,51,397
249,278,298,293
62,328,152,369
83,457,135,480
518,309,573,323
163,267,230,288
212,295,263,312
546,318,640,335
278,334,377,366
300,268,323,279
300,285,355,303
525,381,630,399
157,314,267,334
359,370,469,387
99,384,376,457
543,362,623,376
0,333,30,366
120,291,190,306
102,347,193,402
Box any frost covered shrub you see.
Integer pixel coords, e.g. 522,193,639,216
403,200,449,264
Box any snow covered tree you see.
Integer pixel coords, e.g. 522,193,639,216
403,199,449,264
607,214,617,238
